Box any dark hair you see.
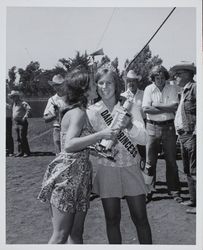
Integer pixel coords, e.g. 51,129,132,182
150,65,170,81
94,68,122,103
63,69,90,109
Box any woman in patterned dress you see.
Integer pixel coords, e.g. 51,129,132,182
38,69,117,244
87,68,152,244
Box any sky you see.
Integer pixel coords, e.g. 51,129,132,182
6,6,196,74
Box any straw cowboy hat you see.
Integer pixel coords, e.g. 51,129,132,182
126,70,142,81
8,90,22,98
48,74,65,86
170,62,196,74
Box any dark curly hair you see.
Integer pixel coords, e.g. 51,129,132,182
62,69,90,109
94,68,122,103
150,65,170,81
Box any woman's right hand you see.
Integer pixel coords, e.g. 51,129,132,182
99,127,118,140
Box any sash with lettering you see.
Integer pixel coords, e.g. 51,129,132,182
96,101,138,159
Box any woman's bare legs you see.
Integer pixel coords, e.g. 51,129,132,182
69,210,87,244
48,205,75,244
126,194,152,244
101,198,122,244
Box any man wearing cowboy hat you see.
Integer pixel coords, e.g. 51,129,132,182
8,90,31,157
121,70,145,117
43,74,68,154
171,62,196,214
121,69,146,159
142,65,182,203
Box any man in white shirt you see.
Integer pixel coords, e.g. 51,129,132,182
44,74,68,154
121,70,145,118
142,65,182,202
8,90,31,157
121,70,146,159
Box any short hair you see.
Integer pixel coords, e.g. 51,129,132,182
63,69,90,108
150,65,169,81
95,68,122,103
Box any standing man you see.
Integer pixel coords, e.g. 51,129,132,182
142,65,182,202
8,90,31,157
43,74,68,154
121,69,145,118
6,98,14,157
171,62,196,214
121,69,146,159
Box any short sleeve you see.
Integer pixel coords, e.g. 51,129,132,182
142,86,152,107
44,98,55,116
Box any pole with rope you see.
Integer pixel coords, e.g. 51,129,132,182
126,7,176,71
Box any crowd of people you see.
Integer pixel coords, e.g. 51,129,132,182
6,58,196,244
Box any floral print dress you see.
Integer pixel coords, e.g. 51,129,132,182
37,114,93,213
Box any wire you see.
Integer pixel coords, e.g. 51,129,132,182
126,7,176,71
96,8,117,50
25,47,32,62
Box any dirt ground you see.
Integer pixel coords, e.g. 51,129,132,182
6,118,196,244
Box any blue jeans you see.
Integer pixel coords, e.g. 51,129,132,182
146,122,181,193
179,133,196,204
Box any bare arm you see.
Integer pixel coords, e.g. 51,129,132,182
152,102,178,113
64,108,116,153
143,106,164,114
22,102,31,120
44,113,57,123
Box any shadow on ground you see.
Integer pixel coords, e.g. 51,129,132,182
30,151,56,157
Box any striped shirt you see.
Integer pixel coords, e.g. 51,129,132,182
142,83,178,121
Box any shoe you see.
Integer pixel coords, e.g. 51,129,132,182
146,192,153,203
181,200,196,207
169,191,183,203
173,196,183,203
6,153,14,157
186,207,196,214
23,153,30,158
90,193,99,201
15,153,24,157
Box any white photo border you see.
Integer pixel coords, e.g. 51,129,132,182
1,0,202,250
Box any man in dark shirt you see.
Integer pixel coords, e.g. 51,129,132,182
171,62,196,214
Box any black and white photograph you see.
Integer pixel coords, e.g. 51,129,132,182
1,0,203,248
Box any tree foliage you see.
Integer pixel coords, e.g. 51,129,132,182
123,45,163,90
6,47,163,97
7,66,17,90
69,51,90,71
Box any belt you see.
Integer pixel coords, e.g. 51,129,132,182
177,129,193,135
146,119,174,126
